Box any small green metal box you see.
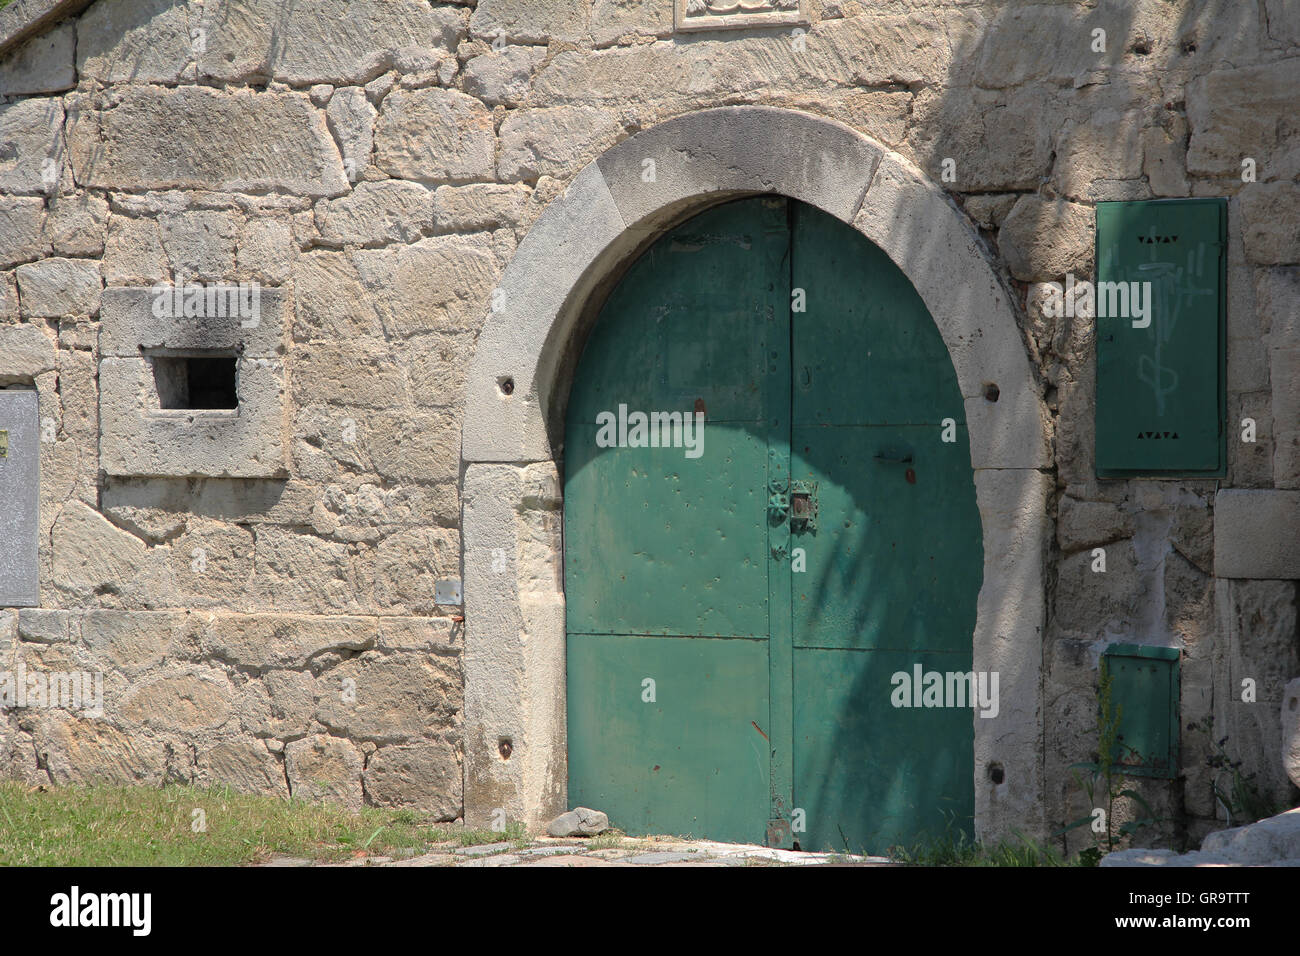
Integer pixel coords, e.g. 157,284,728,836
1102,643,1181,778
1094,198,1227,478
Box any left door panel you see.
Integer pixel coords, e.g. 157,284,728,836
565,198,792,842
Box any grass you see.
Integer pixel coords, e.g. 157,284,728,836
887,827,1080,867
586,829,626,850
0,781,518,867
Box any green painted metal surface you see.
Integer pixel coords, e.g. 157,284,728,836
1103,643,1181,779
1095,198,1227,478
564,196,982,854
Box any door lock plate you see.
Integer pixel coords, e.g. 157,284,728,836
788,480,817,531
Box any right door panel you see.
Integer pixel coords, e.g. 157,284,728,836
788,202,983,854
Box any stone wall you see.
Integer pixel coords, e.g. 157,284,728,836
0,0,1297,845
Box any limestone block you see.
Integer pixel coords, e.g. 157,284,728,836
433,183,531,234
47,193,108,258
1053,109,1145,202
353,233,501,336
498,107,623,182
0,20,74,95
315,180,433,248
1230,391,1274,487
1187,59,1300,182
98,356,288,478
974,4,1120,88
470,0,590,44
1270,346,1300,446
235,217,295,286
364,409,461,483
0,322,57,383
1057,497,1135,553
0,197,49,269
290,339,407,408
963,195,1017,232
0,97,64,196
198,738,289,797
326,87,377,183
197,613,375,670
405,331,474,407
285,735,364,811
376,616,457,652
0,724,44,786
246,527,363,612
77,0,194,84
1141,118,1191,198
158,210,241,282
102,216,170,286
1220,579,1300,702
288,253,380,342
195,0,447,85
16,608,70,644
998,196,1094,282
373,526,462,614
1214,490,1300,579
15,257,101,318
906,84,1057,193
99,285,284,358
236,669,316,739
363,738,462,818
314,654,460,742
374,89,496,184
79,609,186,672
168,518,255,609
0,273,17,323
34,715,166,786
1239,184,1300,266
120,672,234,732
591,0,672,45
50,500,174,604
1255,268,1300,347
67,87,348,197
461,47,546,106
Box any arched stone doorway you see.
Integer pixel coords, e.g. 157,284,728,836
460,106,1051,845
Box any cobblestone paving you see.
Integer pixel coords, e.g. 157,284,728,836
260,835,894,867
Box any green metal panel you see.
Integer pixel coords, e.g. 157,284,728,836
789,202,979,853
566,633,771,844
564,196,982,851
565,197,790,841
1102,643,1180,779
1095,198,1227,478
793,648,975,854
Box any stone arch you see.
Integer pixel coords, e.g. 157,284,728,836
461,106,1052,844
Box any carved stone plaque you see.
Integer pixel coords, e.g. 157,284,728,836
674,0,809,33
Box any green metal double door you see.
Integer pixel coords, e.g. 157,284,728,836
564,196,982,854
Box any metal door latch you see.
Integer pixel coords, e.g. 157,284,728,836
767,478,817,531
788,480,817,531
